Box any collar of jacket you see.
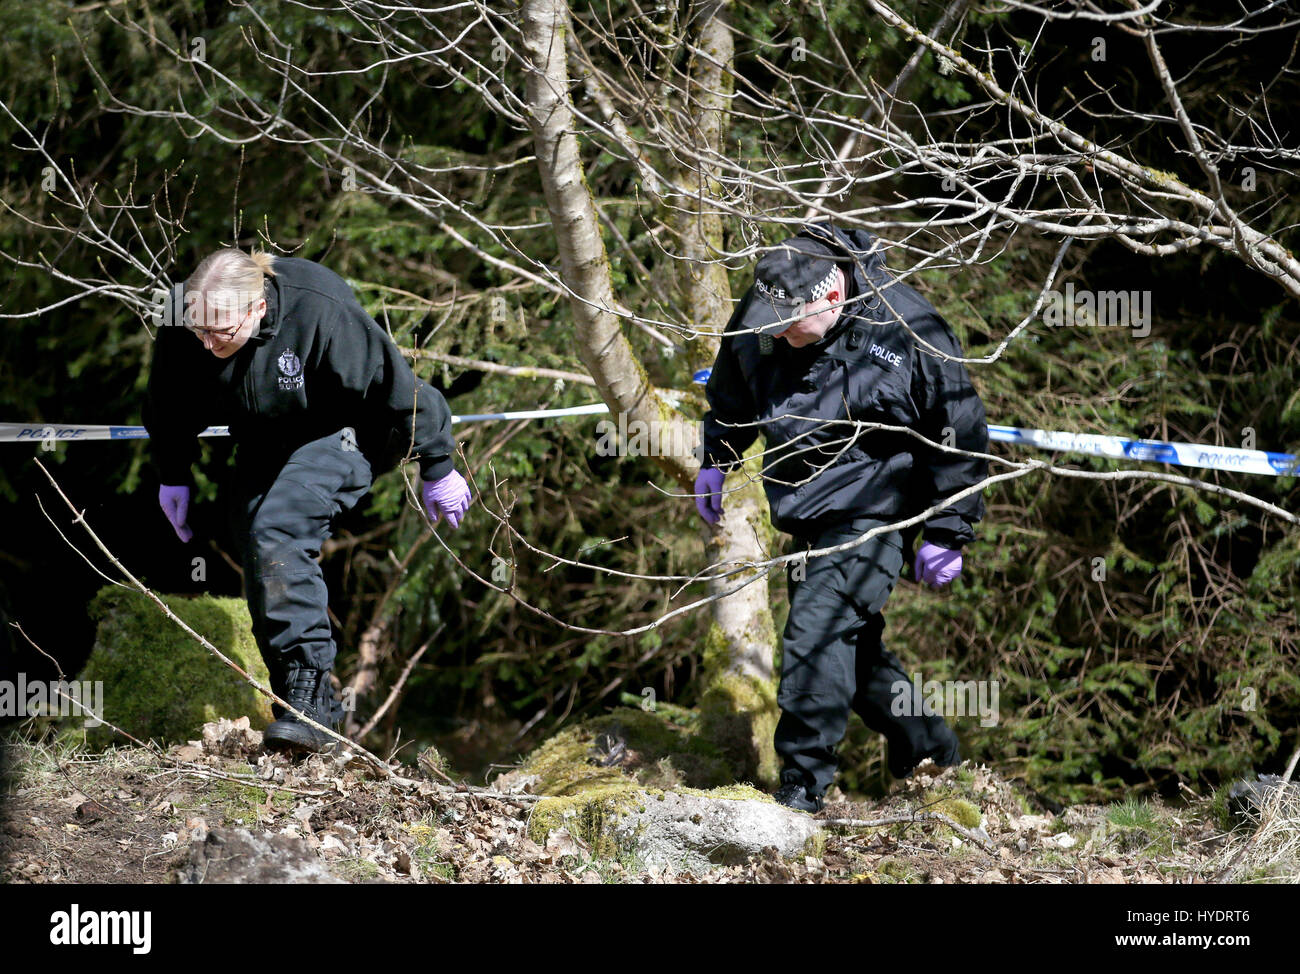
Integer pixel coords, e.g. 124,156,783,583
250,275,283,344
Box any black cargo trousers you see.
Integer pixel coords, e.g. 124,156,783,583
230,427,372,723
775,515,959,797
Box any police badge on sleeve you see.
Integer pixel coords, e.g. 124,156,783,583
277,349,304,390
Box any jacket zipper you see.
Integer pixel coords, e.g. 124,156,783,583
243,351,259,415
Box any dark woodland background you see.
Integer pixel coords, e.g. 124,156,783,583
1,1,1297,805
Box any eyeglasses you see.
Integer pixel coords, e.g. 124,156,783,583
185,306,251,342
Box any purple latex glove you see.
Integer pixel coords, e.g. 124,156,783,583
422,469,472,529
694,467,724,524
915,541,962,587
158,484,193,543
915,538,967,585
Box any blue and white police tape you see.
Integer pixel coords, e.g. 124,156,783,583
0,423,220,442
986,425,1299,477
3,411,1297,478
0,403,613,444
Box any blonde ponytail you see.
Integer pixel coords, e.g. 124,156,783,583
186,247,276,318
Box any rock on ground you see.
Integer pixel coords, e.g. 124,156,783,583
175,827,347,884
608,790,820,870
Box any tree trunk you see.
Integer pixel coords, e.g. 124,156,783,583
662,1,778,786
522,0,778,784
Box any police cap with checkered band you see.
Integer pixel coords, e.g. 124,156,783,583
741,236,843,336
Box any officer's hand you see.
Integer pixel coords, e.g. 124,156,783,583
158,484,193,543
915,541,962,587
694,467,725,524
422,469,472,529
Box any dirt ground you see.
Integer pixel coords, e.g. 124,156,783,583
0,719,1288,884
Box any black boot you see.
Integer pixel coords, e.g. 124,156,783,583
263,665,341,754
773,770,824,813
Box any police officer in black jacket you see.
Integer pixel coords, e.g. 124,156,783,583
144,249,472,753
694,223,989,810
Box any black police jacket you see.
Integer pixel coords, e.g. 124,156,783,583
700,224,988,547
143,257,456,486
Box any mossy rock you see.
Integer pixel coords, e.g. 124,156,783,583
931,797,982,829
517,707,819,870
71,586,273,749
527,783,646,856
520,706,736,796
527,783,820,869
